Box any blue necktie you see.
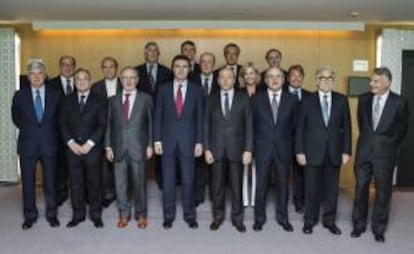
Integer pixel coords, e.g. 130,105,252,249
34,89,44,123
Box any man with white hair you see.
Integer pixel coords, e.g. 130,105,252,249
12,59,62,229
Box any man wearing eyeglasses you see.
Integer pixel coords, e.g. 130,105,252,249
295,66,352,235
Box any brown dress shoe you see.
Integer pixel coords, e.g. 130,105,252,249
137,217,148,229
117,218,129,228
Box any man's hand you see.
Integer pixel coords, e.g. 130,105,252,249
242,151,252,166
69,142,83,155
296,153,307,166
146,147,154,159
105,148,114,162
205,150,214,165
194,143,203,157
342,154,351,165
154,143,163,155
81,143,93,155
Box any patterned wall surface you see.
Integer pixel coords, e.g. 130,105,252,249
0,28,18,182
381,29,414,94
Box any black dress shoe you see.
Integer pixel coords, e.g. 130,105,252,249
22,220,36,230
187,220,198,229
162,221,172,229
47,218,60,228
351,228,365,238
66,218,85,228
92,218,104,228
278,221,294,232
232,220,246,233
374,233,385,243
252,222,263,232
210,220,222,231
303,224,313,234
323,224,342,235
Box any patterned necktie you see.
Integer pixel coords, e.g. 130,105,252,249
322,95,330,126
271,93,278,124
292,89,301,101
373,96,381,130
204,77,209,96
123,93,130,122
66,79,72,95
79,95,86,113
148,65,155,90
34,89,43,123
224,92,230,119
176,85,183,116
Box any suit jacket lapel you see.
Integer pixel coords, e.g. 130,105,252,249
116,79,123,95
128,91,141,124
315,92,327,127
276,91,288,124
365,93,374,131
376,92,395,132
26,87,39,123
262,92,275,126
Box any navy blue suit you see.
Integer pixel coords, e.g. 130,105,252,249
154,80,204,223
12,84,61,221
252,89,298,224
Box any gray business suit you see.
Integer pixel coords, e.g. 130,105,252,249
105,89,153,219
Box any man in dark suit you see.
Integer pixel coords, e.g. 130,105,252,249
259,48,287,90
285,64,312,214
153,55,204,229
214,43,242,89
252,67,298,232
105,67,153,229
351,67,409,243
60,68,107,228
181,40,201,79
204,68,253,233
295,66,352,235
91,56,123,208
48,55,77,206
135,41,170,97
191,52,219,206
135,42,170,190
12,59,61,230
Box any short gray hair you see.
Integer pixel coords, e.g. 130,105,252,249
315,65,335,78
27,59,46,73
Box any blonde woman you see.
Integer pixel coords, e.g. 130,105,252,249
239,62,261,206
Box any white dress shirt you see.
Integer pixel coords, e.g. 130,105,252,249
174,79,188,103
31,84,45,109
221,88,234,115
105,78,118,98
372,89,390,122
201,73,214,95
318,90,332,116
60,76,74,94
122,89,137,119
267,88,282,106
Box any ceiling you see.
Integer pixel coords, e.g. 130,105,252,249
0,0,413,24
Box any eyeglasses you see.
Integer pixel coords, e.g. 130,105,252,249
317,76,334,82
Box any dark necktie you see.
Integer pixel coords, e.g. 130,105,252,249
66,79,72,95
204,77,209,96
271,93,278,124
123,93,130,122
322,95,330,126
148,65,155,90
224,92,230,119
176,85,183,116
292,89,301,101
79,95,86,113
34,89,43,123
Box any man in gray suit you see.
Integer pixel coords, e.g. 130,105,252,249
204,68,253,233
105,67,153,229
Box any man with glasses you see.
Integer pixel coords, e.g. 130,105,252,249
295,66,352,235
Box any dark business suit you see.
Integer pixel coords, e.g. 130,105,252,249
105,89,153,219
295,91,351,226
12,84,61,222
154,80,204,223
59,92,107,221
252,90,298,224
204,90,253,222
48,76,76,205
191,73,219,204
189,62,201,80
352,92,408,235
285,86,312,210
135,63,170,97
214,65,242,89
91,78,123,205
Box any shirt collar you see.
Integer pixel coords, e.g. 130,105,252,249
375,89,390,101
123,88,137,96
31,84,45,93
318,90,332,98
221,88,234,97
174,79,188,88
267,88,282,97
77,90,90,98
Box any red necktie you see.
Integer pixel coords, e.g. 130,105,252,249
176,84,183,116
123,93,130,122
